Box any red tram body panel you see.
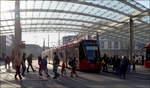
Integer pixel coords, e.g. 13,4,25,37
42,40,102,71
145,42,150,68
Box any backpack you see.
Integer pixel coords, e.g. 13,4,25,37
101,59,105,64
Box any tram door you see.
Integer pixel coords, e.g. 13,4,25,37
74,46,79,69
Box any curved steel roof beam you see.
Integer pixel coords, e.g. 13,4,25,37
0,21,120,30
0,18,95,25
2,9,123,24
21,27,99,32
1,23,91,28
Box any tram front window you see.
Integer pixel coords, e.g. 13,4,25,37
146,50,150,61
86,46,98,63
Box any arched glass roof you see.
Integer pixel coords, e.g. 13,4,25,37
0,0,150,43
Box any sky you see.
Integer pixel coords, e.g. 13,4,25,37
22,32,75,47
21,0,150,47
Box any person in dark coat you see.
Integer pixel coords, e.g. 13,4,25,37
27,54,35,72
38,56,43,76
120,56,129,79
22,53,26,76
53,52,60,79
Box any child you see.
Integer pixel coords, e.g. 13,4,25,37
61,62,66,76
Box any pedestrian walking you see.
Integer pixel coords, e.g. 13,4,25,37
14,53,22,80
38,56,43,76
42,55,50,77
61,61,66,76
5,56,10,69
53,52,60,79
27,54,36,72
120,56,129,79
21,53,26,76
69,57,78,77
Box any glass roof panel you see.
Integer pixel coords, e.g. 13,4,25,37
34,1,42,9
127,0,148,10
1,22,8,26
42,1,51,9
20,1,26,9
1,13,14,20
140,16,150,24
83,0,140,16
0,1,15,11
7,21,14,25
3,26,10,30
26,1,35,9
9,26,14,29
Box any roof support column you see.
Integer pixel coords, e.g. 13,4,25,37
130,17,134,61
14,0,22,58
97,32,101,58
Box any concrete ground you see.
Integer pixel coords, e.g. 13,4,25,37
0,60,150,88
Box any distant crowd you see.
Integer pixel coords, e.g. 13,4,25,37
101,53,139,79
0,52,144,80
0,52,78,80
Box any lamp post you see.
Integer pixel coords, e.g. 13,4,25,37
14,0,22,57
130,17,134,61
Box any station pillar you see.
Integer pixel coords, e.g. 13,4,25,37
129,17,134,61
14,0,22,58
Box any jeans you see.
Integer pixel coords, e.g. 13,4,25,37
53,65,59,77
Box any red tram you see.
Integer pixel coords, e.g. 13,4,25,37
144,42,150,68
42,40,102,71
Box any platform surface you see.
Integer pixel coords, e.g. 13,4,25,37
0,60,150,88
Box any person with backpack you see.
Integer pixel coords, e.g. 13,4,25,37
53,52,60,79
102,53,108,72
43,55,50,77
69,56,78,77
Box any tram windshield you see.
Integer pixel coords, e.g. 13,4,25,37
85,45,99,62
146,43,150,61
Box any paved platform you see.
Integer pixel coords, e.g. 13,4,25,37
0,60,150,88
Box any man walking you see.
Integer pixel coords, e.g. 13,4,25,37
53,52,60,79
14,53,22,80
22,53,26,76
27,54,35,72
